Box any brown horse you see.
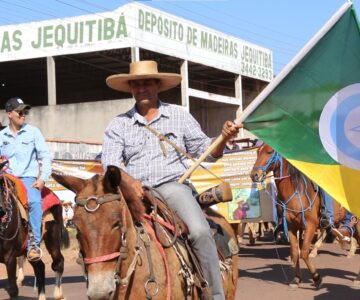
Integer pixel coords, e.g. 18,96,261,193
250,143,360,288
0,173,69,299
52,165,238,300
250,143,325,288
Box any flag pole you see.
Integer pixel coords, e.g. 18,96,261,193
178,1,352,184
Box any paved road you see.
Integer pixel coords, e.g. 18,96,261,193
1,235,359,299
236,238,359,300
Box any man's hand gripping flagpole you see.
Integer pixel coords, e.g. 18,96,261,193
178,118,245,184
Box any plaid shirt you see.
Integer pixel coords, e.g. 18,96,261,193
102,101,215,187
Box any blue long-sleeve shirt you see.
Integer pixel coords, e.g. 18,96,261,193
0,123,52,181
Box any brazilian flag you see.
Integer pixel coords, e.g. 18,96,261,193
244,2,360,217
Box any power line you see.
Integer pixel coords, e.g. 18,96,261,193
1,1,278,78
73,0,297,74
0,0,59,18
154,0,303,49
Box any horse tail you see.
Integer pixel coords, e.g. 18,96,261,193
61,224,70,249
48,204,71,249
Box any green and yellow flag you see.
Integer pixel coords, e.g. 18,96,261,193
242,2,360,217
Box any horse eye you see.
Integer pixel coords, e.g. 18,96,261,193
112,220,122,230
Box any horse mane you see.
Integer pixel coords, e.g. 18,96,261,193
287,162,307,193
124,197,145,222
97,170,146,222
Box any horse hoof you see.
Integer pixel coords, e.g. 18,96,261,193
289,277,301,289
289,282,299,289
9,293,19,299
7,288,19,299
313,273,322,289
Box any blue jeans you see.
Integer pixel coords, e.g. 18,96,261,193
342,211,356,236
21,177,42,248
323,191,334,225
154,182,225,300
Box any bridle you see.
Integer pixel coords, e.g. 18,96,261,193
75,193,131,286
75,192,159,298
252,150,285,182
253,148,319,239
76,194,123,213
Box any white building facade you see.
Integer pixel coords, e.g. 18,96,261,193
0,2,273,159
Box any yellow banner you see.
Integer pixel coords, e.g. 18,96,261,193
46,160,103,191
190,149,275,223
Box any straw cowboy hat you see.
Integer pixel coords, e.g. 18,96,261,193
106,60,182,93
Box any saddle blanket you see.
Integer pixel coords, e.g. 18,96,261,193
2,174,60,211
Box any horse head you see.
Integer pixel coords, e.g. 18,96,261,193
52,165,142,300
250,143,282,182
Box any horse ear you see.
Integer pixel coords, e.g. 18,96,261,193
103,165,121,193
51,173,87,194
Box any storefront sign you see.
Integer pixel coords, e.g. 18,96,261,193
0,3,272,81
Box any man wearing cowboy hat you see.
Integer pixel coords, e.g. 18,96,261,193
102,60,240,299
0,97,52,261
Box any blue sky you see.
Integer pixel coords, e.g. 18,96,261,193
0,0,358,74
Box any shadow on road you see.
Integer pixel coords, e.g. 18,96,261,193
237,240,360,300
313,280,360,299
4,274,86,287
239,242,290,260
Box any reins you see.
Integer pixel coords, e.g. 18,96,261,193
254,152,318,213
75,194,130,281
253,151,283,176
0,175,21,241
254,151,320,239
75,192,169,299
143,187,180,248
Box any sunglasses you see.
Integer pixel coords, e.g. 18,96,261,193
15,110,29,117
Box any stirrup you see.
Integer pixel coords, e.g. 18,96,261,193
27,246,43,262
319,217,331,229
